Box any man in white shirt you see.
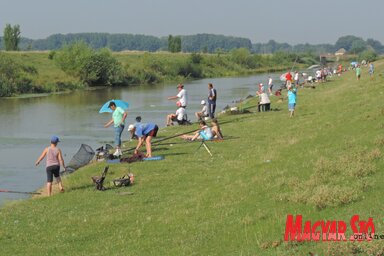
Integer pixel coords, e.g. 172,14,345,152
294,71,299,86
168,83,188,108
166,101,186,126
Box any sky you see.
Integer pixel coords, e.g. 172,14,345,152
1,0,383,45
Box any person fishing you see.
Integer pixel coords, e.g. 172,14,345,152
35,136,65,196
128,122,159,158
104,101,127,157
180,120,213,141
207,83,217,118
168,83,188,108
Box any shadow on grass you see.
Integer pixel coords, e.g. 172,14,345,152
68,184,95,192
157,152,188,157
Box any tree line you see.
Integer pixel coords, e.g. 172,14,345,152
1,24,383,55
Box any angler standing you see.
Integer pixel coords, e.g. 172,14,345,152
104,101,127,157
35,136,65,196
207,83,217,119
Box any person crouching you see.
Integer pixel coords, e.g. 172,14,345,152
128,122,159,158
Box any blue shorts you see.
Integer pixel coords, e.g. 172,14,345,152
288,103,296,111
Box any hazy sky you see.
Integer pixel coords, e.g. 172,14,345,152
1,0,383,45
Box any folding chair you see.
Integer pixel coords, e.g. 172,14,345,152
178,113,192,125
91,166,109,191
195,131,213,157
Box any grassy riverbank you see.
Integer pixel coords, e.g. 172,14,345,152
1,50,302,97
1,60,383,255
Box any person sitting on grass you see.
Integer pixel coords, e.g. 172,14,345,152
211,118,223,139
166,101,186,126
195,100,208,121
181,120,213,141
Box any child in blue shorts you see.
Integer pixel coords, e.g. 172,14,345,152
287,86,297,117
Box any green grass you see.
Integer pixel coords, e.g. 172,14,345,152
1,61,384,255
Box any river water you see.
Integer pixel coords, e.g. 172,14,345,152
0,73,277,206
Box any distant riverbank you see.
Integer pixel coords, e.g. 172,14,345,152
0,50,304,97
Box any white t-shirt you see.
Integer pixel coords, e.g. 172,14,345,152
268,77,273,86
259,93,270,104
201,105,208,116
175,107,185,121
177,89,188,107
294,73,299,81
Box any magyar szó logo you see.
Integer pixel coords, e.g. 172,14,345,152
284,214,382,241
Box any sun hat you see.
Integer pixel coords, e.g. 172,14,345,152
127,124,135,132
201,100,206,105
50,136,60,144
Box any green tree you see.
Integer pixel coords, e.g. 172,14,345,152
80,48,124,85
168,35,181,53
335,35,363,52
54,42,124,86
3,24,21,51
54,41,93,77
230,48,251,66
0,53,37,96
358,50,377,62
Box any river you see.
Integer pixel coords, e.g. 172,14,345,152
0,73,277,206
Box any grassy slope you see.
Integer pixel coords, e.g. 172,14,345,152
2,51,77,85
0,61,383,255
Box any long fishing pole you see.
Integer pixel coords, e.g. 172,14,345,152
121,127,199,153
290,55,299,72
152,128,200,145
0,189,41,195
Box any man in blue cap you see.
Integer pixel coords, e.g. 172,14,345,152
35,136,66,196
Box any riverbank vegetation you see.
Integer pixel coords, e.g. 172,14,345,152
0,43,319,97
0,60,383,255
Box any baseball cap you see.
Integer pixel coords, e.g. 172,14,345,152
201,100,206,105
51,136,60,144
128,124,135,132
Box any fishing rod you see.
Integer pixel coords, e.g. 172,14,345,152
290,55,299,72
122,117,234,154
122,127,200,153
152,128,200,145
0,189,41,195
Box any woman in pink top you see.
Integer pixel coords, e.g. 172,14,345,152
35,136,66,196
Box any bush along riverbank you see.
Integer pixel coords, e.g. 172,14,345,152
1,60,383,255
0,43,318,97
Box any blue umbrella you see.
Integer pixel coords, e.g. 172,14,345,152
99,99,129,113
